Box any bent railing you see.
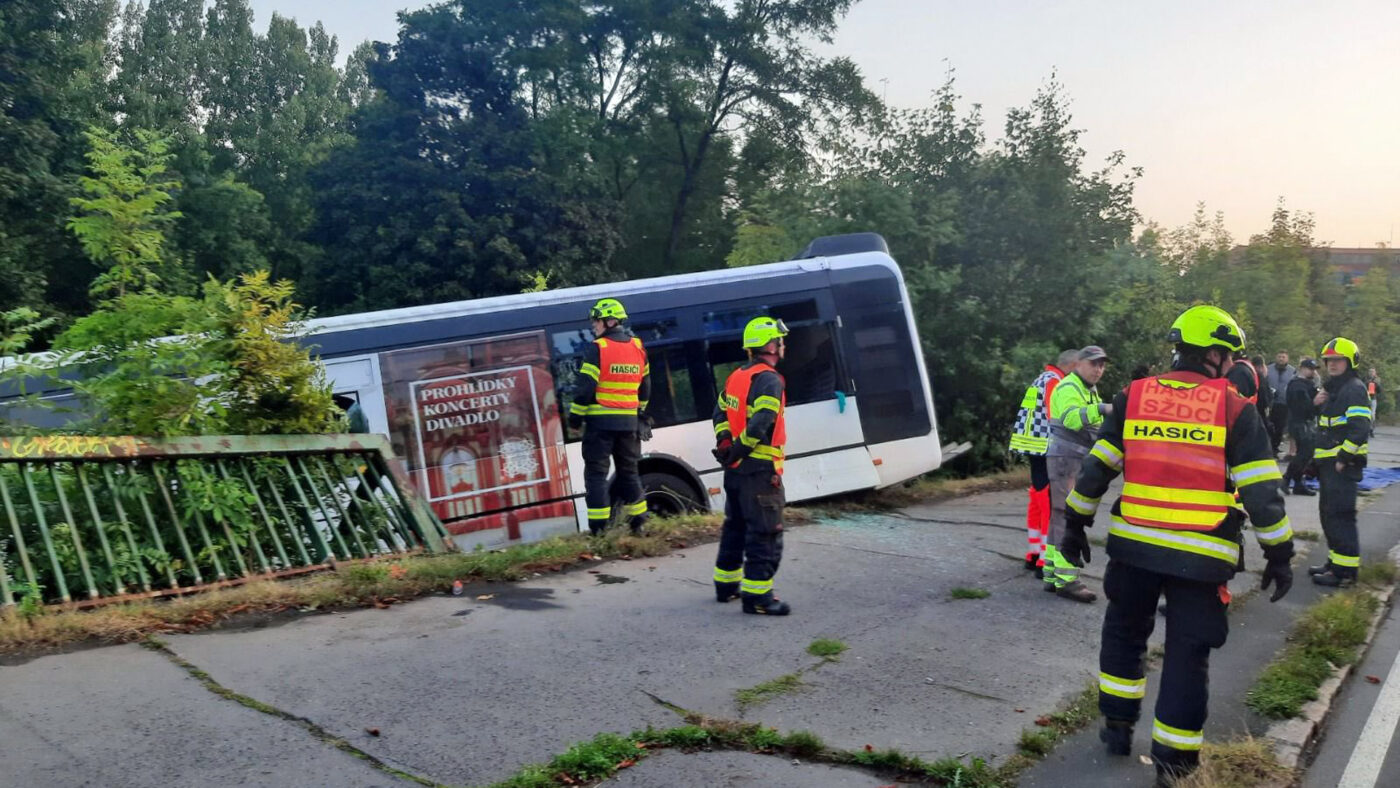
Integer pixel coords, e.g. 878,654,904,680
0,434,450,608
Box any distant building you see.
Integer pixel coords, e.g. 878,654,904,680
1228,246,1400,285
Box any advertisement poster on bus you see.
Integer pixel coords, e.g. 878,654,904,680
378,331,575,548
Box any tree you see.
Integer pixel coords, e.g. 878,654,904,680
67,127,186,298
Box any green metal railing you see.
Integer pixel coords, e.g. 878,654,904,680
0,434,451,608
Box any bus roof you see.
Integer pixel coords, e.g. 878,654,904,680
303,251,903,338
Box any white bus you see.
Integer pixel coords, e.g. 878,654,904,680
310,234,948,549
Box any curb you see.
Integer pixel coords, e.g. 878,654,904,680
1264,543,1400,769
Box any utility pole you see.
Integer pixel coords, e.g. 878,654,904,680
879,77,889,104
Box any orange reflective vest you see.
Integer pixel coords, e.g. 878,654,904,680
725,362,787,473
1120,375,1234,531
592,337,646,416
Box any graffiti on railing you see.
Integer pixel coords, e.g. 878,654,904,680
0,435,142,460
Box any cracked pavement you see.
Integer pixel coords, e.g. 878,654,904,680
5,430,1388,787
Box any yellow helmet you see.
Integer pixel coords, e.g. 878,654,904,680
1167,305,1245,352
1320,337,1359,367
588,298,627,321
743,316,789,349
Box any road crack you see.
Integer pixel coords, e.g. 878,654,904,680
142,637,445,787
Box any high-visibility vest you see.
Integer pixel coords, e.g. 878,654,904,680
725,362,786,473
1009,366,1063,455
1119,375,1233,532
590,337,646,417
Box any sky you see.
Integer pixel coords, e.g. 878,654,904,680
250,0,1400,248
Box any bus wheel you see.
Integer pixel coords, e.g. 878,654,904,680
641,471,704,517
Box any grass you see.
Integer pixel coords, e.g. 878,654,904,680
998,683,1100,779
805,468,1031,514
1246,589,1381,718
0,514,723,655
734,672,805,710
487,716,1003,788
950,587,991,600
806,637,848,659
1175,737,1294,788
1292,530,1321,542
1360,560,1398,586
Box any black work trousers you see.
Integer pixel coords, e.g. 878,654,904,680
1269,404,1289,453
714,470,785,598
1284,424,1314,485
582,426,642,533
1099,560,1229,776
1318,460,1362,577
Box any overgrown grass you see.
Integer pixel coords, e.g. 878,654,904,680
1292,530,1321,542
487,716,1002,788
1175,737,1294,788
806,638,848,660
950,587,991,600
1247,590,1381,718
0,514,723,655
734,672,805,710
1359,560,1398,587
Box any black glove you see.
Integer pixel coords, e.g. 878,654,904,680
1059,520,1091,567
638,413,654,442
1261,558,1293,602
567,412,583,430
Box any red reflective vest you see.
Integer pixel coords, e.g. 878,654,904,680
1120,375,1234,531
724,362,787,473
593,337,646,416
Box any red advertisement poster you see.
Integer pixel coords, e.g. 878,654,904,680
378,332,575,548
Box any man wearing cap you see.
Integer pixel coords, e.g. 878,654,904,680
1044,345,1111,603
1283,358,1319,495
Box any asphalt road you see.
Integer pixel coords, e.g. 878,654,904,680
4,429,1398,788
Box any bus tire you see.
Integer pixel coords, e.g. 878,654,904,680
641,471,704,517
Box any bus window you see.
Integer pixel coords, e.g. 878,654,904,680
706,322,842,408
644,343,699,427
845,308,931,443
550,327,594,441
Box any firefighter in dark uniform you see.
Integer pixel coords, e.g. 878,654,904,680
1060,305,1294,786
1309,337,1371,588
711,316,791,616
568,298,651,536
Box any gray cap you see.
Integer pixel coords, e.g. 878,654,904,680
1079,345,1108,362
1299,357,1318,369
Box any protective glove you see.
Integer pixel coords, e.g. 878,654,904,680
1059,519,1092,567
567,412,584,430
711,437,734,466
638,413,654,442
1260,558,1293,602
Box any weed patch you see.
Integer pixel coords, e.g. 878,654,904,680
0,514,722,655
1292,530,1321,542
1359,560,1398,587
1176,737,1293,788
1247,590,1380,718
950,587,991,600
734,672,805,710
998,683,1099,781
806,638,847,659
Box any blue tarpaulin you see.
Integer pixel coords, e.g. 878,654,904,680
1298,466,1400,492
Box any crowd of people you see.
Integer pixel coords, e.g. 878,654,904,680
1008,309,1377,786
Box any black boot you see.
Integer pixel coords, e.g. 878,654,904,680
588,518,608,537
1100,719,1133,756
1292,483,1316,496
742,593,791,616
1312,571,1356,588
1024,556,1039,572
1308,562,1332,576
715,581,739,603
1056,580,1098,603
629,514,649,536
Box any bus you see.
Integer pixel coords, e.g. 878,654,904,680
308,234,948,549
1,234,950,550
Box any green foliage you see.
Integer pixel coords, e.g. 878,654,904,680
68,128,185,299
950,587,991,600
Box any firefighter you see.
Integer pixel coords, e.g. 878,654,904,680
1009,349,1080,573
711,316,790,616
1309,338,1371,588
568,298,651,536
1060,305,1293,786
1045,345,1110,603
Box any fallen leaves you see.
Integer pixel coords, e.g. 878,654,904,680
1034,716,1052,727
615,758,636,769
365,727,380,737
475,594,495,601
1366,675,1382,684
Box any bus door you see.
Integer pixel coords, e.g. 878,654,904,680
704,299,880,503
322,354,390,434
